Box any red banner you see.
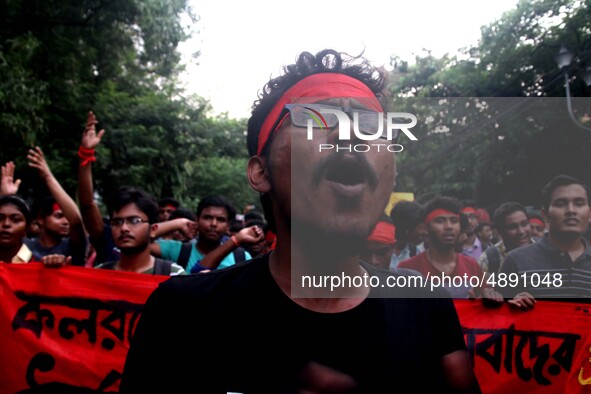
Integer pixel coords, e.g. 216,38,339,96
455,299,591,393
1,263,591,393
0,263,167,393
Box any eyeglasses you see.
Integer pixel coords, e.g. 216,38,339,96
110,216,149,227
282,103,397,140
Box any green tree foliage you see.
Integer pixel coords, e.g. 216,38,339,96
0,0,256,215
389,0,591,211
179,156,258,214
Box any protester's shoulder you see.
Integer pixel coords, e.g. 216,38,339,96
23,237,37,248
457,253,481,268
156,238,183,248
397,251,425,269
158,253,270,295
504,240,541,261
243,249,252,260
458,251,477,261
360,261,415,276
500,242,542,274
153,257,186,276
478,248,489,264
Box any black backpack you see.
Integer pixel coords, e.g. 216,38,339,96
176,242,247,269
153,258,173,276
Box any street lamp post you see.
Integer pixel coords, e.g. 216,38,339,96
554,45,591,132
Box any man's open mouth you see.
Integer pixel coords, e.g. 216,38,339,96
324,159,368,186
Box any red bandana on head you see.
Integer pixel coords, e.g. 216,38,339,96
368,221,396,245
529,218,544,227
256,73,383,155
460,207,476,215
424,209,459,225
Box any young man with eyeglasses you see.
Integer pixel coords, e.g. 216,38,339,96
120,49,481,393
95,186,185,276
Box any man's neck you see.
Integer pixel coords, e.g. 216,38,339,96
426,247,457,275
548,232,586,261
463,233,476,248
38,231,60,249
117,248,155,273
196,237,221,255
268,228,370,312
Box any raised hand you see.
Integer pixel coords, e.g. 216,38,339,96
234,225,265,246
181,219,198,240
81,111,105,150
27,147,53,181
1,161,21,195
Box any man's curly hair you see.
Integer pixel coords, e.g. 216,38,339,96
246,49,387,158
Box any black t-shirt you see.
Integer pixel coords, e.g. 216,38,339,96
120,254,468,393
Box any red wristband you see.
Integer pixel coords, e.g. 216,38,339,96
231,235,240,247
78,146,96,167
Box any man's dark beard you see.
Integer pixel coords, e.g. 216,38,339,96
199,236,222,248
119,240,150,256
292,219,370,264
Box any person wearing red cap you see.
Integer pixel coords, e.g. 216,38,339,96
360,214,396,270
121,49,481,394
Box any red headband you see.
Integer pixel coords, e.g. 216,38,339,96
368,221,396,245
424,209,459,225
52,203,61,213
529,218,544,227
460,207,476,215
163,204,177,211
475,208,491,223
256,73,383,155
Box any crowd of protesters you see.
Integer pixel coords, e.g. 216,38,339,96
2,109,590,304
0,111,271,277
2,48,591,392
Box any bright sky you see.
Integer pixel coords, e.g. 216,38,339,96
178,0,520,119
